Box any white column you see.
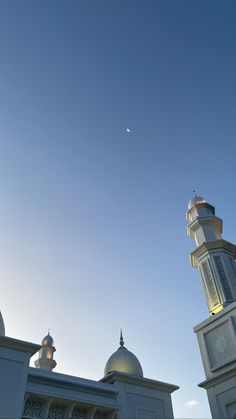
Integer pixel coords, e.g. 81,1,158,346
0,336,40,419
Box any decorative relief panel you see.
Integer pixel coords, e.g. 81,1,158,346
47,403,65,419
204,321,236,370
71,407,87,419
229,257,236,277
23,398,43,418
201,260,220,309
214,256,233,300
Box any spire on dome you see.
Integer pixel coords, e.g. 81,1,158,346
120,329,124,347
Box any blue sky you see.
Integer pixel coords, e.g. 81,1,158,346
1,1,236,417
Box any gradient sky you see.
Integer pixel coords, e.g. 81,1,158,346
1,1,236,418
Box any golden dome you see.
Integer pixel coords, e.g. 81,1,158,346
104,332,143,377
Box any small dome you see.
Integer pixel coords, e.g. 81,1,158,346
188,195,206,210
104,333,143,377
0,311,5,336
42,333,54,347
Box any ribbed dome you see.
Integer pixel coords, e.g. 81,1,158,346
0,311,5,336
188,195,206,210
104,333,143,377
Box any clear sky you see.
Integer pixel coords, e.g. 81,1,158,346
1,1,236,417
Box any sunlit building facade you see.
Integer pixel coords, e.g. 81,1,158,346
0,315,178,419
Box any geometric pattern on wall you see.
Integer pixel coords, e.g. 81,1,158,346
71,407,87,419
23,398,43,418
94,410,106,419
47,403,66,419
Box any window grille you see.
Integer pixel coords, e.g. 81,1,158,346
72,407,87,419
94,410,106,419
47,403,65,419
23,398,42,418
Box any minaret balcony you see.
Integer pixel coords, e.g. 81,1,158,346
187,216,223,240
190,240,236,267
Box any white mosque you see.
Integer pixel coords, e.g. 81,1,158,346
0,196,236,419
0,308,178,416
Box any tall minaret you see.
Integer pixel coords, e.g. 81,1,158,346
187,195,236,419
187,194,236,315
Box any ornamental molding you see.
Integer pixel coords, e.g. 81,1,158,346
27,368,118,399
198,364,236,389
0,336,41,355
190,240,236,267
193,301,236,331
187,216,223,237
101,371,179,393
186,202,215,220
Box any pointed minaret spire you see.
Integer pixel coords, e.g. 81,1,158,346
120,329,124,347
187,195,236,315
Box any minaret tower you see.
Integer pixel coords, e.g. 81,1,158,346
187,194,236,315
187,195,236,419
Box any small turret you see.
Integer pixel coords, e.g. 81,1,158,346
34,332,57,371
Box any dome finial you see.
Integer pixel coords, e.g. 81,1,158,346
193,189,196,197
120,329,124,347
